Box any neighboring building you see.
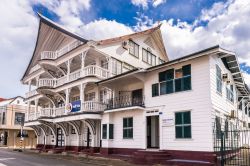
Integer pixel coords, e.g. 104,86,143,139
0,96,36,149
22,13,249,165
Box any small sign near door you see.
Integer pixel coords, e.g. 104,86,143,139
162,118,174,127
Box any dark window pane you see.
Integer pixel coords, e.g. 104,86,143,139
166,69,174,80
123,118,127,127
183,112,191,124
152,84,159,97
160,82,167,95
123,129,127,138
184,126,191,138
159,71,166,82
175,78,182,92
176,126,183,138
109,124,114,139
128,128,133,138
166,80,174,94
102,124,107,139
182,65,191,76
183,76,191,90
175,112,182,125
128,118,133,127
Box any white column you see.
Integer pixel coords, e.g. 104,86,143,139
107,57,112,77
79,84,86,112
27,101,30,121
65,88,70,114
28,80,31,92
67,60,71,82
36,77,39,87
35,99,38,119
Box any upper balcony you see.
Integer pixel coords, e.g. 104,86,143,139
36,65,109,89
41,40,83,60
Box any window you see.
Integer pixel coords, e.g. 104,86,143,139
142,48,157,66
216,65,222,93
248,123,250,129
100,90,107,103
226,85,234,103
102,124,107,139
175,111,191,139
123,117,133,139
14,113,25,125
109,124,114,139
71,96,80,102
101,60,108,69
157,65,191,96
129,40,139,58
152,83,159,97
111,58,122,75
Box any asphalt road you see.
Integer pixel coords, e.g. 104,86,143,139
0,149,97,166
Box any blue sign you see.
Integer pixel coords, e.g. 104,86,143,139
66,100,81,112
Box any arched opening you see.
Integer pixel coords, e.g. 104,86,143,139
56,127,65,147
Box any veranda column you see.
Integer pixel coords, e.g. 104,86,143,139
35,99,38,119
28,80,31,92
67,60,71,82
65,88,71,114
27,101,30,121
79,84,86,112
81,51,87,71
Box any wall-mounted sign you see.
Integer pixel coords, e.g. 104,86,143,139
66,100,81,113
162,118,174,127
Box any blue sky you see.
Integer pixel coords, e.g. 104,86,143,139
33,0,227,27
0,0,250,98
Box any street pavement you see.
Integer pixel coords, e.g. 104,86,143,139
0,149,97,166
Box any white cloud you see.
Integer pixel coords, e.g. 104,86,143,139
152,0,166,7
131,0,166,9
131,0,149,9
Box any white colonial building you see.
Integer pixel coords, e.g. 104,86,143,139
22,14,250,165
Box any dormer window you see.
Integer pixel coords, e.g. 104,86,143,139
129,40,139,58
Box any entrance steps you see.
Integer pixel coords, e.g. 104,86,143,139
133,149,172,165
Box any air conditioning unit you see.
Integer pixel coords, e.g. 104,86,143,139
222,73,228,80
147,47,152,52
122,41,129,50
230,110,236,119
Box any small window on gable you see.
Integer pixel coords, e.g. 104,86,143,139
129,40,139,58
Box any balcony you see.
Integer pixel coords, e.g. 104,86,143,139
27,101,106,120
106,95,144,110
41,40,83,60
82,101,107,112
38,65,109,88
25,90,38,98
38,78,56,88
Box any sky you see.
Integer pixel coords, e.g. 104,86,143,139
0,0,250,98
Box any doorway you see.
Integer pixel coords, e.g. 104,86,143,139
147,116,159,148
56,128,65,147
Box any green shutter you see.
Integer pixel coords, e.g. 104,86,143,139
102,124,107,139
109,124,114,139
152,84,159,97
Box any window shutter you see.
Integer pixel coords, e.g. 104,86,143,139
109,124,114,139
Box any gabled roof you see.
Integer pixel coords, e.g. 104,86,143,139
97,24,169,61
21,13,88,81
98,45,249,95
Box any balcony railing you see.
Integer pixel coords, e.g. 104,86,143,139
106,95,144,110
40,108,54,117
25,90,38,98
38,78,56,88
36,65,109,89
41,40,83,60
82,101,107,112
26,101,106,120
